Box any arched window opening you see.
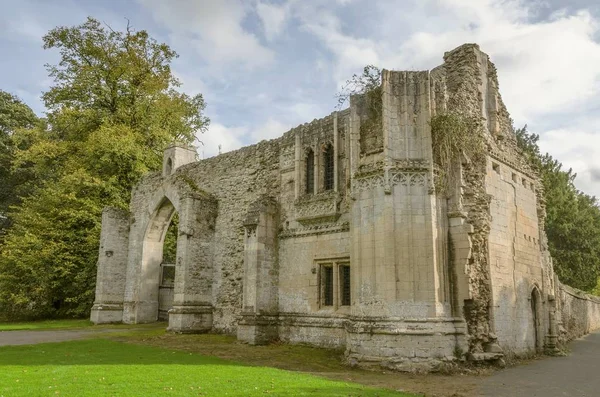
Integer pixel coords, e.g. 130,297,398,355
306,149,315,195
166,157,173,175
323,145,334,191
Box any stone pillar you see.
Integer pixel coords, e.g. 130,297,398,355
237,197,280,344
168,192,218,333
333,111,339,192
91,207,130,324
349,95,361,187
294,131,301,199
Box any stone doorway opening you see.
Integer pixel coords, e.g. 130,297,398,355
531,287,543,351
159,213,178,321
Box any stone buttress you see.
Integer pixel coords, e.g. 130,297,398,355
345,70,467,370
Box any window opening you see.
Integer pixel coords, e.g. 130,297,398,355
339,264,351,306
324,145,335,191
321,265,334,306
160,264,175,287
306,149,315,195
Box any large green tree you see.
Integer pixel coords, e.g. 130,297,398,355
516,126,600,291
0,18,208,319
0,91,39,238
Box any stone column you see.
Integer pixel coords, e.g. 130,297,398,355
91,207,130,324
237,197,280,344
168,192,218,333
333,111,339,192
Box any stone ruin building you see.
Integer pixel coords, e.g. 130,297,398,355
91,43,600,371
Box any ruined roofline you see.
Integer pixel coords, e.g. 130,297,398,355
180,42,511,169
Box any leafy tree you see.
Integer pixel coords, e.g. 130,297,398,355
516,126,600,291
0,17,209,319
0,91,39,239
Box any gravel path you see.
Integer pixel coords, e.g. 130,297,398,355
478,331,600,397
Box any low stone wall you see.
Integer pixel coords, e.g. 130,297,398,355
557,281,600,343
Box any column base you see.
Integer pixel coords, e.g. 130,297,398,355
167,304,213,333
544,335,563,355
90,303,123,324
122,301,159,324
237,313,278,345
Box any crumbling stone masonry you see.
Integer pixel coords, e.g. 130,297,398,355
91,43,600,371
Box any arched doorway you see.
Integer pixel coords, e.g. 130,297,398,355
122,185,218,332
137,197,178,323
531,287,543,352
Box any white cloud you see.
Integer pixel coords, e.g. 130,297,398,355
256,1,288,41
137,0,274,69
196,122,246,158
295,7,381,85
390,3,600,123
538,127,600,198
198,118,290,158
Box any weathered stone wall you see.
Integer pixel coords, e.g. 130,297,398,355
557,281,600,342
174,140,284,332
90,207,130,324
277,110,352,347
121,138,283,332
486,158,546,352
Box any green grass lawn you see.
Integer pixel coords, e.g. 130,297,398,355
0,319,93,331
0,339,412,396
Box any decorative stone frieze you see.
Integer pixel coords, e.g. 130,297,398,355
294,191,341,225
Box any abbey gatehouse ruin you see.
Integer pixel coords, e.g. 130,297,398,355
91,44,600,371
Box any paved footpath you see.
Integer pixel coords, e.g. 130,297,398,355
0,328,124,346
478,331,600,397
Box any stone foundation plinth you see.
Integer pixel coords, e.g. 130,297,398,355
277,313,347,348
237,313,278,345
167,304,213,333
345,317,468,372
122,301,158,324
90,303,123,324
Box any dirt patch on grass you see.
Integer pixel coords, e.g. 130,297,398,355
114,327,483,397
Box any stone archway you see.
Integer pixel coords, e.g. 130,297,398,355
120,179,219,333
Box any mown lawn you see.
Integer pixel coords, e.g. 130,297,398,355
0,319,93,331
0,339,413,396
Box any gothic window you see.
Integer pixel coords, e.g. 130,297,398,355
323,144,334,191
306,149,315,195
166,157,173,175
318,261,350,308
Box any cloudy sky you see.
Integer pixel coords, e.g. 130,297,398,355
1,0,599,197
